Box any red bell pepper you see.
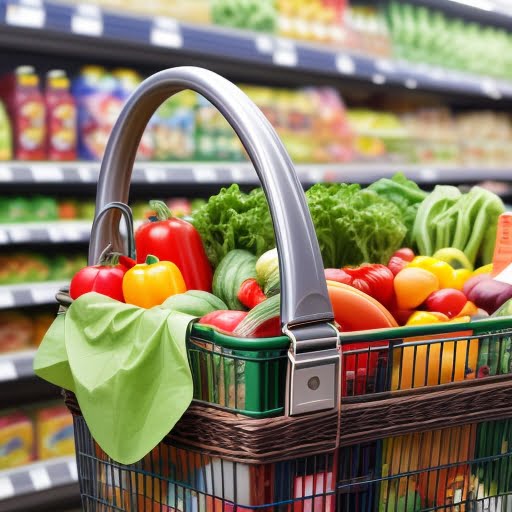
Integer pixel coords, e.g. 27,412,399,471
69,253,128,302
135,200,212,291
237,278,267,309
342,264,395,308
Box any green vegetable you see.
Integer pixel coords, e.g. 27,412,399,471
367,173,427,247
192,184,275,268
306,183,407,267
255,248,279,296
412,185,461,256
234,293,280,337
213,250,257,310
413,185,505,267
161,290,227,316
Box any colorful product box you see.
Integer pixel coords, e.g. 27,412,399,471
0,411,34,470
36,404,75,460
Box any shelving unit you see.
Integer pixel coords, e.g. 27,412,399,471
0,456,79,512
0,0,511,102
1,161,509,188
0,281,67,309
0,0,512,509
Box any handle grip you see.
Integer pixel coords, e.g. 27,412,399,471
90,66,333,328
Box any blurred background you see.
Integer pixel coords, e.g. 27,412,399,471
1,0,512,510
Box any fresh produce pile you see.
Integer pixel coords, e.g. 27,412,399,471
68,174,509,335
0,253,86,284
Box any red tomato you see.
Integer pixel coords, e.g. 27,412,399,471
424,288,467,318
393,248,415,262
69,264,127,302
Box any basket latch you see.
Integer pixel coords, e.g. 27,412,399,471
284,323,340,416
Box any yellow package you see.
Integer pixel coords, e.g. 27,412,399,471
36,405,75,460
0,411,34,469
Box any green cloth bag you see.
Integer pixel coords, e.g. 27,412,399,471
33,292,195,465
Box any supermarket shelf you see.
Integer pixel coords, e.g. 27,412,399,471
0,456,80,511
0,221,91,245
1,161,511,186
0,281,67,309
0,0,511,101
0,349,36,382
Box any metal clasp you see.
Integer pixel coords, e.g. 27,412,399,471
284,322,341,416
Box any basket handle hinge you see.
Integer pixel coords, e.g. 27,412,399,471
283,323,341,416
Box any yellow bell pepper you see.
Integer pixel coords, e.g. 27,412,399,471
452,269,472,291
406,311,448,326
473,263,493,276
408,256,456,288
123,255,186,309
432,248,473,271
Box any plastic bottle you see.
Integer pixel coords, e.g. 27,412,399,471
73,65,123,161
45,70,77,161
0,66,46,160
0,100,12,160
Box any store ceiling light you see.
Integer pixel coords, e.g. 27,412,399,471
449,0,495,11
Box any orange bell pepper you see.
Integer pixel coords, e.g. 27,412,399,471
123,255,186,308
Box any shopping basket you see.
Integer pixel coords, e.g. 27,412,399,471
61,67,512,511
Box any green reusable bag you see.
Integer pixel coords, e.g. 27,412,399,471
34,292,195,465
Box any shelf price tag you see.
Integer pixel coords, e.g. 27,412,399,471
0,360,17,382
0,476,15,500
77,166,96,182
32,166,64,182
150,17,183,48
71,4,103,37
0,230,8,245
0,290,15,309
272,39,297,67
144,167,167,183
6,0,45,28
194,167,217,183
0,166,13,182
9,227,30,243
31,286,58,305
29,467,52,491
335,54,355,75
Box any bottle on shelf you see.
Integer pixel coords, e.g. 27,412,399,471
0,66,46,161
45,70,77,161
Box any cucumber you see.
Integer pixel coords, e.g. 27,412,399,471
234,293,280,337
161,290,227,316
213,250,257,310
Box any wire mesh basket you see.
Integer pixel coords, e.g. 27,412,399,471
72,414,512,511
63,67,512,511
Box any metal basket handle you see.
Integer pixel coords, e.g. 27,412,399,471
90,67,339,416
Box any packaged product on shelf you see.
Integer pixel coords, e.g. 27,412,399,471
73,65,123,161
277,0,346,45
150,91,196,161
0,311,33,353
0,99,12,160
343,3,392,57
0,197,30,222
346,109,411,162
195,94,243,161
36,404,75,460
0,253,51,284
211,0,277,33
45,70,77,161
113,68,154,160
0,66,46,160
0,410,34,470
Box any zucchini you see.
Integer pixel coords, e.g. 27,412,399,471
161,290,227,316
213,250,257,310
